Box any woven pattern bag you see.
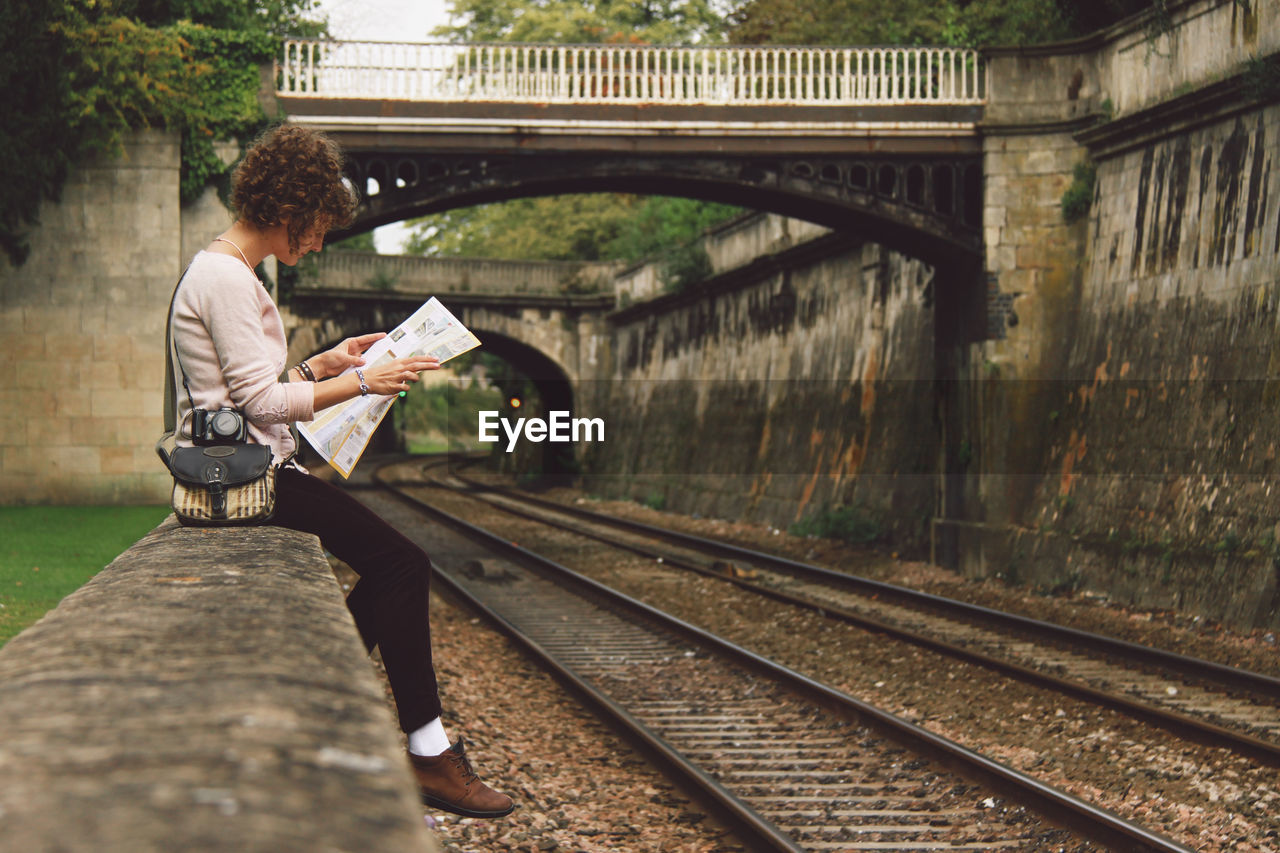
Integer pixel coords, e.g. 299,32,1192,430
167,443,276,525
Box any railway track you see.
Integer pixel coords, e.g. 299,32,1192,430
438,468,1280,767
369,459,1197,852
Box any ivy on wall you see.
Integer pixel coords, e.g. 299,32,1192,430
173,24,279,202
1,0,319,266
1060,160,1097,223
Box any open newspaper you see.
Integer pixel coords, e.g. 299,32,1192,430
298,297,480,478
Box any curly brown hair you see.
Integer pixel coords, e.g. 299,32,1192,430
231,124,357,253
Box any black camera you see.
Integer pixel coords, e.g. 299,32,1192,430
190,408,249,445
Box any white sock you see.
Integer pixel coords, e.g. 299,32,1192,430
407,716,452,757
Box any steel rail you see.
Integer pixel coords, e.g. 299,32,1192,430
430,475,1280,766
429,551,805,852
378,466,1194,853
454,472,1280,701
387,460,807,851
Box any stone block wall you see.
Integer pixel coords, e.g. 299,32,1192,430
947,0,1280,627
0,131,182,504
960,126,1090,528
999,102,1280,628
584,230,938,547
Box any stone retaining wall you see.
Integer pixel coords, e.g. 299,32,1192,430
586,233,938,545
945,0,1280,627
0,519,437,852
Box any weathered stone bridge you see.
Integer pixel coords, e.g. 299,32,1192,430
273,41,996,476
283,252,617,402
276,42,987,269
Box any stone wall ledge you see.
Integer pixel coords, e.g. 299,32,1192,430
0,518,436,852
605,229,863,325
1074,62,1278,159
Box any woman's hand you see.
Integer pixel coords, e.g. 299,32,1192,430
359,355,441,396
308,333,387,380
309,353,441,411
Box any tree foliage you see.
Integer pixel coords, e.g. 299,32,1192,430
406,194,741,269
408,196,635,260
111,0,326,37
435,0,726,44
727,0,1168,47
2,1,77,264
174,23,284,201
1,0,323,265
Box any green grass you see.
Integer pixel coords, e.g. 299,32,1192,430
789,504,883,546
0,506,171,648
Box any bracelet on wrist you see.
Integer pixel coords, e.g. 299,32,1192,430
355,368,370,397
295,360,317,382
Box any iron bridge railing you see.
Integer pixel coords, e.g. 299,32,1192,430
277,41,987,106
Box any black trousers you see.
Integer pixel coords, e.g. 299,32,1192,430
271,466,442,732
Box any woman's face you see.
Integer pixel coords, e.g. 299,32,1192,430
275,219,327,266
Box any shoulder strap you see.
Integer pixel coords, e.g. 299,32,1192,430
157,265,194,467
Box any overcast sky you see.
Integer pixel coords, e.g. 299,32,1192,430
313,0,452,42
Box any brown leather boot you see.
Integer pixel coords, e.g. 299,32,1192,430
408,738,515,818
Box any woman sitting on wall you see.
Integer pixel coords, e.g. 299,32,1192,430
167,122,513,819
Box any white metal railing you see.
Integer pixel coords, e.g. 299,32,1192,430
277,41,986,105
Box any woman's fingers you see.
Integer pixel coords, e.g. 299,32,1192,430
365,357,440,394
394,363,437,386
397,356,440,376
347,332,386,353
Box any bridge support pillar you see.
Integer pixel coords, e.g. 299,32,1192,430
938,45,1097,568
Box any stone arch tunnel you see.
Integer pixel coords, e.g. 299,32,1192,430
284,289,593,477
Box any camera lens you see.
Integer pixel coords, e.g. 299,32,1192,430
210,410,241,438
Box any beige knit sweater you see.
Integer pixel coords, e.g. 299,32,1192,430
170,251,314,462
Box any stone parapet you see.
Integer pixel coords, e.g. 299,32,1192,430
983,0,1277,127
300,252,617,298
0,519,437,852
1095,0,1276,118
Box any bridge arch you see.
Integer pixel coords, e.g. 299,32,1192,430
333,151,983,269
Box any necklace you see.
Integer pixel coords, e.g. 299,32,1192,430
213,236,255,274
